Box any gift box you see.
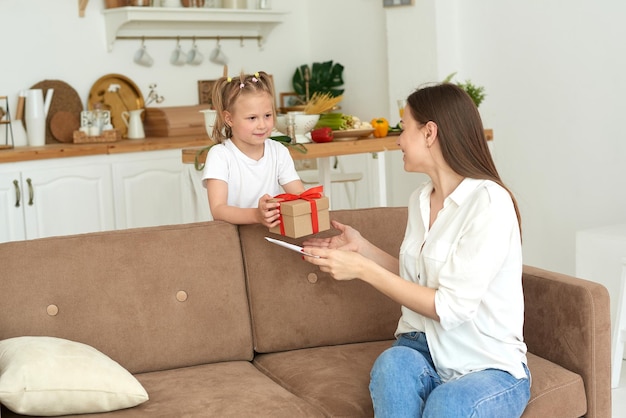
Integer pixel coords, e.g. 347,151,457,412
269,187,330,238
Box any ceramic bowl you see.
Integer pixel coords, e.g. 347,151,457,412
275,112,320,143
201,109,217,139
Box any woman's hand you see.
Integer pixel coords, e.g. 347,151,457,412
303,247,367,281
302,220,365,253
257,194,281,228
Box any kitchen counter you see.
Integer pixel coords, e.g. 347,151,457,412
182,129,492,208
0,135,212,164
182,129,494,165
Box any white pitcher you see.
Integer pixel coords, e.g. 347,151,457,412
121,109,145,139
24,88,53,146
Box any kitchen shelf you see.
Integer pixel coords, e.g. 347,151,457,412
103,6,288,51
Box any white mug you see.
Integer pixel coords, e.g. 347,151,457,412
133,45,154,67
209,44,229,65
170,43,187,66
186,42,204,65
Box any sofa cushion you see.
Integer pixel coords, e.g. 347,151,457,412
523,353,587,417
254,340,393,417
240,208,406,353
253,342,588,418
0,336,148,416
1,362,325,418
0,221,253,374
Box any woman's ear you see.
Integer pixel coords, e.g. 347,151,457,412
424,120,438,143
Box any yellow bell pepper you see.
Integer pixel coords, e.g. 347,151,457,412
371,117,389,138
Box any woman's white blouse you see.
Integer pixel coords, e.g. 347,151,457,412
396,178,528,382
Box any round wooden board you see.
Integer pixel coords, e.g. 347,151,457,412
87,74,145,139
50,111,80,143
29,80,83,144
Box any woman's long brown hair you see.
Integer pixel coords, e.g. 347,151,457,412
407,83,522,236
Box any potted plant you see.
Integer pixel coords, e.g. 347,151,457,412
443,72,486,108
291,61,345,105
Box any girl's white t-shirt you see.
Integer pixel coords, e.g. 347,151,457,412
201,139,300,208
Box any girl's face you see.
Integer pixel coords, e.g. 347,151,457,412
396,105,434,173
224,91,274,150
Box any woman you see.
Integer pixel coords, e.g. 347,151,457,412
303,83,530,417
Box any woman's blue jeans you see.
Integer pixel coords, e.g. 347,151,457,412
369,332,531,417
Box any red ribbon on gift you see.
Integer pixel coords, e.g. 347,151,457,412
274,186,324,236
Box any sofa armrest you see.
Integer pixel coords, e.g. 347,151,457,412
522,265,611,418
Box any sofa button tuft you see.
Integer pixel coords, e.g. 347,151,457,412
307,273,318,284
176,290,188,302
46,304,59,316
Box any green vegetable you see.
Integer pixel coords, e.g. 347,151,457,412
315,113,350,130
270,135,293,144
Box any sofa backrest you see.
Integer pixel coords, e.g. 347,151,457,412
0,221,253,374
240,207,406,353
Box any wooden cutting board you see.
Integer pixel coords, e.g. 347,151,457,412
50,111,80,143
29,80,83,144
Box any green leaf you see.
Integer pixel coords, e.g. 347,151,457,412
292,61,345,101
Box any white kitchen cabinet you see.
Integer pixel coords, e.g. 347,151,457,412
0,156,116,244
111,149,195,229
0,169,27,242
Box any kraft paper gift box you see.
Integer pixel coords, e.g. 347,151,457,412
269,188,330,239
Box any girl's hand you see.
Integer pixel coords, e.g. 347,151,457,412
302,220,364,253
257,194,281,228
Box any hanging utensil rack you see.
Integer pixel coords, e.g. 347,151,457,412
103,7,287,51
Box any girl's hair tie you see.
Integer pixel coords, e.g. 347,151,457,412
239,82,245,89
227,77,232,82
252,72,260,82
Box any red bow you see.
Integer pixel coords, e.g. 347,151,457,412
274,186,324,235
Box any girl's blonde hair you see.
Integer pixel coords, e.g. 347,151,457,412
211,71,275,143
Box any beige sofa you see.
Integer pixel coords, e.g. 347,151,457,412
0,207,611,417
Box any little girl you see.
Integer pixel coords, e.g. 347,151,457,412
202,71,305,227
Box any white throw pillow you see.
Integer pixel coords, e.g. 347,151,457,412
0,336,149,416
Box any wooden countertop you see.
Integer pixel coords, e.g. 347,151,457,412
1,129,492,165
182,129,493,166
0,135,213,164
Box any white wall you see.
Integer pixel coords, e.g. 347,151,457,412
2,0,625,276
451,0,626,275
0,0,310,108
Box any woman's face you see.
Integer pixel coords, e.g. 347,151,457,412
396,105,431,173
224,91,274,148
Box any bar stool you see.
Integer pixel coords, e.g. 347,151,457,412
612,257,626,388
297,157,363,209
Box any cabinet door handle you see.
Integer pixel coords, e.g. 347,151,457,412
26,178,34,206
13,179,21,208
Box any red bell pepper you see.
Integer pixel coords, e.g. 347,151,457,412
310,127,334,143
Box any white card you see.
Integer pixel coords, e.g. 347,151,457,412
264,237,319,258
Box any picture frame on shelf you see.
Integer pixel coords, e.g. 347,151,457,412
197,80,217,107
